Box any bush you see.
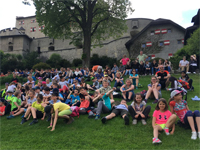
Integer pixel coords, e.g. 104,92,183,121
32,62,51,70
60,59,72,68
73,59,82,67
0,75,27,85
90,54,118,68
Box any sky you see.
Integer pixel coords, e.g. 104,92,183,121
0,0,199,30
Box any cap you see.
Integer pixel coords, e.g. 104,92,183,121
44,105,53,116
5,82,9,86
170,90,182,98
35,86,40,90
38,77,42,80
42,81,46,84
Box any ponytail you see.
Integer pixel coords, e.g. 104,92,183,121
168,98,174,104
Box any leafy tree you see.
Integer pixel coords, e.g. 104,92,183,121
33,0,133,67
23,51,41,69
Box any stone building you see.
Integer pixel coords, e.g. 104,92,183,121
0,16,185,62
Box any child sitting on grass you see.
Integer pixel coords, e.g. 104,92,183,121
89,87,115,120
21,94,45,125
152,98,176,144
101,99,129,125
129,69,139,89
7,90,21,119
128,93,151,125
65,88,80,106
169,90,200,140
0,99,6,116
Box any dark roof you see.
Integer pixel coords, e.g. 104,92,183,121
125,18,186,49
19,26,25,30
0,34,32,40
126,18,153,21
16,15,36,20
191,9,200,25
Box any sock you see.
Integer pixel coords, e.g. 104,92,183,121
23,117,26,120
155,99,159,101
33,118,37,120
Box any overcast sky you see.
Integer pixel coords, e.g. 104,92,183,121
0,0,199,30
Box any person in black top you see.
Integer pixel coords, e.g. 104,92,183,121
139,61,145,75
155,65,171,89
11,74,19,85
151,59,158,75
189,55,197,74
131,60,139,74
125,62,132,75
179,71,193,90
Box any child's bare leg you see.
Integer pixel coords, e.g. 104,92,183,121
128,92,132,99
166,114,176,128
13,108,25,116
122,93,126,99
196,117,200,132
187,117,196,132
30,107,37,119
153,125,162,138
105,113,116,120
58,115,70,119
24,107,32,118
110,99,115,104
136,79,139,87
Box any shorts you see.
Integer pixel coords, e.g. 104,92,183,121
155,123,166,129
36,110,43,119
58,109,72,116
112,109,128,117
12,108,18,112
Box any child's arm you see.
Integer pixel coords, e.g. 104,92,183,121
106,87,116,96
67,91,72,99
93,95,101,102
186,105,189,111
152,116,156,128
41,112,46,120
51,109,58,131
14,102,21,112
27,113,31,120
169,106,174,114
170,123,175,135
0,111,5,116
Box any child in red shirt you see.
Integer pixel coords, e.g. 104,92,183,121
0,99,6,116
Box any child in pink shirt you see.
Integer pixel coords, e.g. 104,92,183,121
152,98,176,144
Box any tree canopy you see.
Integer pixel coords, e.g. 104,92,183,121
33,0,133,67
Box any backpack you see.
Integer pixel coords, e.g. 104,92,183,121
178,79,190,89
140,90,147,99
70,106,80,118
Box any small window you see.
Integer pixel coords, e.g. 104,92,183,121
150,31,154,35
20,21,23,24
32,28,35,32
168,29,171,33
32,20,35,23
8,46,13,51
177,40,182,44
159,41,164,46
38,47,41,54
141,43,146,48
48,46,55,51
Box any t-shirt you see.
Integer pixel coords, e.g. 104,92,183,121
11,78,19,83
27,98,37,105
49,100,61,104
53,102,70,112
70,95,80,104
115,104,128,111
99,86,112,94
52,74,60,82
95,73,104,80
32,101,44,113
7,85,16,93
131,101,146,112
26,81,35,88
130,74,138,85
156,70,169,81
5,95,15,102
59,81,68,89
112,66,119,72
169,100,187,123
93,81,100,89
102,94,111,111
0,105,6,116
80,100,90,108
179,75,189,82
179,60,189,66
152,110,172,124
121,58,130,65
74,71,82,76
137,54,148,63
46,82,52,87
11,97,21,111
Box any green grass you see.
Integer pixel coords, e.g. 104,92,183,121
0,74,200,149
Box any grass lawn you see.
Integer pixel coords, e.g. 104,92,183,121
0,74,200,149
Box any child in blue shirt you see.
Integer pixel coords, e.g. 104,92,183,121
65,88,80,106
129,69,139,89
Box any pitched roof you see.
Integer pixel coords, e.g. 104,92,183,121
19,26,25,30
125,18,185,49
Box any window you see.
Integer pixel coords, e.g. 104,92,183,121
159,41,164,46
48,46,55,51
141,43,146,48
37,47,41,54
168,29,171,33
8,46,13,51
177,40,182,44
32,20,35,23
30,27,36,32
150,31,154,35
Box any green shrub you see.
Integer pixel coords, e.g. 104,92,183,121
73,59,82,67
0,75,27,85
32,62,51,70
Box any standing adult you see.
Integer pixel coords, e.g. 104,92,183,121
137,51,148,63
120,55,130,66
155,65,171,89
179,56,189,73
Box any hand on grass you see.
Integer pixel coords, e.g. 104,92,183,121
170,131,174,135
41,118,44,120
48,125,52,128
140,114,145,118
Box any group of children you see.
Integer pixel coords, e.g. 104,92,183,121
0,64,199,144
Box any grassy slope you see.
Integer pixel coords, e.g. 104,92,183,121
0,74,200,149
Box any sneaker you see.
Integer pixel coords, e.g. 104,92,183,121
21,114,25,118
144,99,147,103
124,115,129,125
88,114,96,119
21,118,27,124
132,119,137,125
67,117,74,125
152,100,158,104
101,117,107,124
152,74,154,76
198,132,200,139
29,119,38,125
164,127,170,135
7,115,14,119
141,119,146,125
136,87,138,89
193,72,196,74
191,132,197,140
95,115,100,120
187,72,191,74
152,137,162,144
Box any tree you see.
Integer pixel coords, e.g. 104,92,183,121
33,0,133,67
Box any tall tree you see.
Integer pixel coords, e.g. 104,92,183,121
33,0,133,67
